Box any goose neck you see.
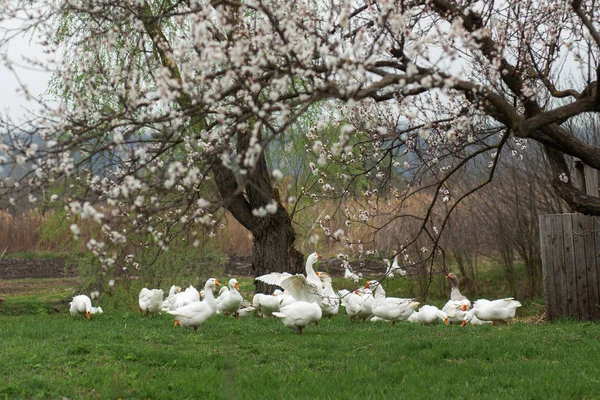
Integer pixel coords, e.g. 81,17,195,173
305,259,319,282
373,285,386,299
203,285,217,309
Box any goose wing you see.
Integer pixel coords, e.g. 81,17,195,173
255,272,294,287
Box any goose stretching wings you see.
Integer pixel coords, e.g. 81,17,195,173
255,252,322,304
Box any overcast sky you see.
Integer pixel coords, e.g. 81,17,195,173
0,21,52,121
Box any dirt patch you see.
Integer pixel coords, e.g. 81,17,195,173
0,277,82,295
0,258,76,280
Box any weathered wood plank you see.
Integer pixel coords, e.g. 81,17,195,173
551,214,568,318
584,215,600,320
540,215,556,321
573,214,592,320
562,214,579,319
583,165,599,197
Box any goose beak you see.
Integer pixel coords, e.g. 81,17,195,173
174,320,179,326
461,320,467,327
271,293,276,296
87,311,91,319
363,281,370,289
215,280,221,286
234,282,239,290
445,274,450,279
462,304,468,311
316,253,321,259
315,271,321,277
353,290,359,294
444,318,449,325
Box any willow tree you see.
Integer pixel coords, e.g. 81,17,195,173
1,1,600,288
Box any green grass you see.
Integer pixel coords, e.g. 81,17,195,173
0,278,80,316
0,312,598,399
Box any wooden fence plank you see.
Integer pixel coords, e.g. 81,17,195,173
551,215,568,318
583,165,599,197
573,214,592,320
562,214,579,319
540,215,555,321
585,216,600,320
540,213,600,321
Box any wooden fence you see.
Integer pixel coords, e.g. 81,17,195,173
540,213,600,321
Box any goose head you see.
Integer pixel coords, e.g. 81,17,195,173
228,278,239,290
446,273,459,287
461,309,475,327
364,280,379,290
306,252,321,267
204,278,221,291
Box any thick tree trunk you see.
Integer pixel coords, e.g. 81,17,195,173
251,211,304,294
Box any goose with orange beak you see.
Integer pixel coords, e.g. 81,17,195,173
69,294,96,320
217,278,244,319
169,278,221,332
256,252,323,304
363,280,419,327
408,305,449,325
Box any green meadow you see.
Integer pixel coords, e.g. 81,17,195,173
0,274,599,399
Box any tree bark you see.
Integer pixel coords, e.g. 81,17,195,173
251,210,304,294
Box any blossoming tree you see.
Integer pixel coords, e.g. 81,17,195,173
1,0,599,289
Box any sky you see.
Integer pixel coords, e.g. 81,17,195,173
0,20,52,121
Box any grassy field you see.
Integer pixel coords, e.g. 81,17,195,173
0,311,599,399
0,266,596,399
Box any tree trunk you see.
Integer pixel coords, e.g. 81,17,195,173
252,211,304,294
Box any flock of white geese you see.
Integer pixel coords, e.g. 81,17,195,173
69,252,522,334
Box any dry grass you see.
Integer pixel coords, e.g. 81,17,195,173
0,211,60,254
0,192,457,262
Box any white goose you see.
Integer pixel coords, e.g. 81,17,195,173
162,285,182,311
252,291,282,318
139,288,164,316
257,253,324,333
255,252,323,304
90,306,103,315
217,278,244,318
408,305,449,325
163,285,200,311
462,298,522,326
441,273,471,323
168,278,221,332
364,280,419,326
446,273,471,308
69,295,95,319
316,272,340,318
354,287,375,322
442,300,470,324
390,254,407,276
237,306,256,318
338,289,368,322
272,301,322,334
